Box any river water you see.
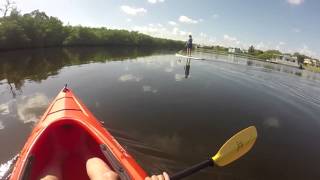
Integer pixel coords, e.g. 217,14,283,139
0,47,320,180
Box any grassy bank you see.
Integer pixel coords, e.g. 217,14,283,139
303,65,320,73
195,48,265,61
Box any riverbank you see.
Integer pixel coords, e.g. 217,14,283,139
0,10,184,52
195,48,320,73
195,48,266,61
303,65,320,73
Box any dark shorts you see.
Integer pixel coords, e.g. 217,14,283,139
187,44,192,49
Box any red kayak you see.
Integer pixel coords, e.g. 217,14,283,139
10,87,147,180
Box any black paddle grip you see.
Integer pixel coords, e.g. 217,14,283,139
170,159,214,180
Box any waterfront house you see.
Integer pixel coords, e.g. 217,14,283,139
269,55,300,68
311,59,320,67
228,48,242,54
305,58,320,67
304,58,312,65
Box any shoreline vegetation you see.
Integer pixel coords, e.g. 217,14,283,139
0,9,184,52
196,46,320,73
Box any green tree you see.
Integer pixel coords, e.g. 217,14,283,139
0,9,184,51
0,10,30,49
293,52,306,64
248,45,255,54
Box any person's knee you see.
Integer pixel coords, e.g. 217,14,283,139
40,175,59,180
86,157,119,180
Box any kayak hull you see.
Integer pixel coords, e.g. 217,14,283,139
10,88,147,180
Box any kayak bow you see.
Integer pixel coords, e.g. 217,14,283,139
10,87,147,180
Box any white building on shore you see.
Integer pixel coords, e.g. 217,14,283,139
268,55,300,68
303,58,320,67
228,48,242,54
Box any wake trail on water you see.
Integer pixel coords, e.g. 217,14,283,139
192,52,320,109
0,155,18,180
108,128,185,174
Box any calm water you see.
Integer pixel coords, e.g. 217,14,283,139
1,47,320,180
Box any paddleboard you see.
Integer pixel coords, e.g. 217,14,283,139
175,53,204,60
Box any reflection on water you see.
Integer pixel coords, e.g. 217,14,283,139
0,122,4,130
0,47,166,94
263,117,280,129
119,74,142,82
0,93,49,151
16,93,49,123
1,47,320,180
142,85,158,93
184,59,191,79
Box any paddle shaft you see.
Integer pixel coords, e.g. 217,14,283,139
170,159,214,180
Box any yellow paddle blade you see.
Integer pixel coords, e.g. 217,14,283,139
212,126,257,167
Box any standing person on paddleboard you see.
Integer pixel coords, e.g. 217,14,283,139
186,35,193,57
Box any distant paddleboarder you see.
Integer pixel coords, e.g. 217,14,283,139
186,35,193,56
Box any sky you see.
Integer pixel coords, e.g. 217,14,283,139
11,0,320,58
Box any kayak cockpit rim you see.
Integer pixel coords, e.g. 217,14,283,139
16,118,131,180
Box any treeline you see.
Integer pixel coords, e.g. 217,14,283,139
247,46,282,60
200,45,228,52
0,10,184,51
248,46,311,63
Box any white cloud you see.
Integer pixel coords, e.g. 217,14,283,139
212,14,220,19
179,31,187,36
133,25,167,35
298,44,318,58
147,0,165,4
179,15,198,24
279,41,286,45
126,18,132,22
119,74,142,82
168,21,177,26
224,34,237,42
287,0,304,5
199,32,207,38
133,23,219,45
292,28,301,33
256,42,267,50
222,34,240,46
120,5,147,16
275,41,287,51
197,32,217,45
172,27,179,35
132,25,190,41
